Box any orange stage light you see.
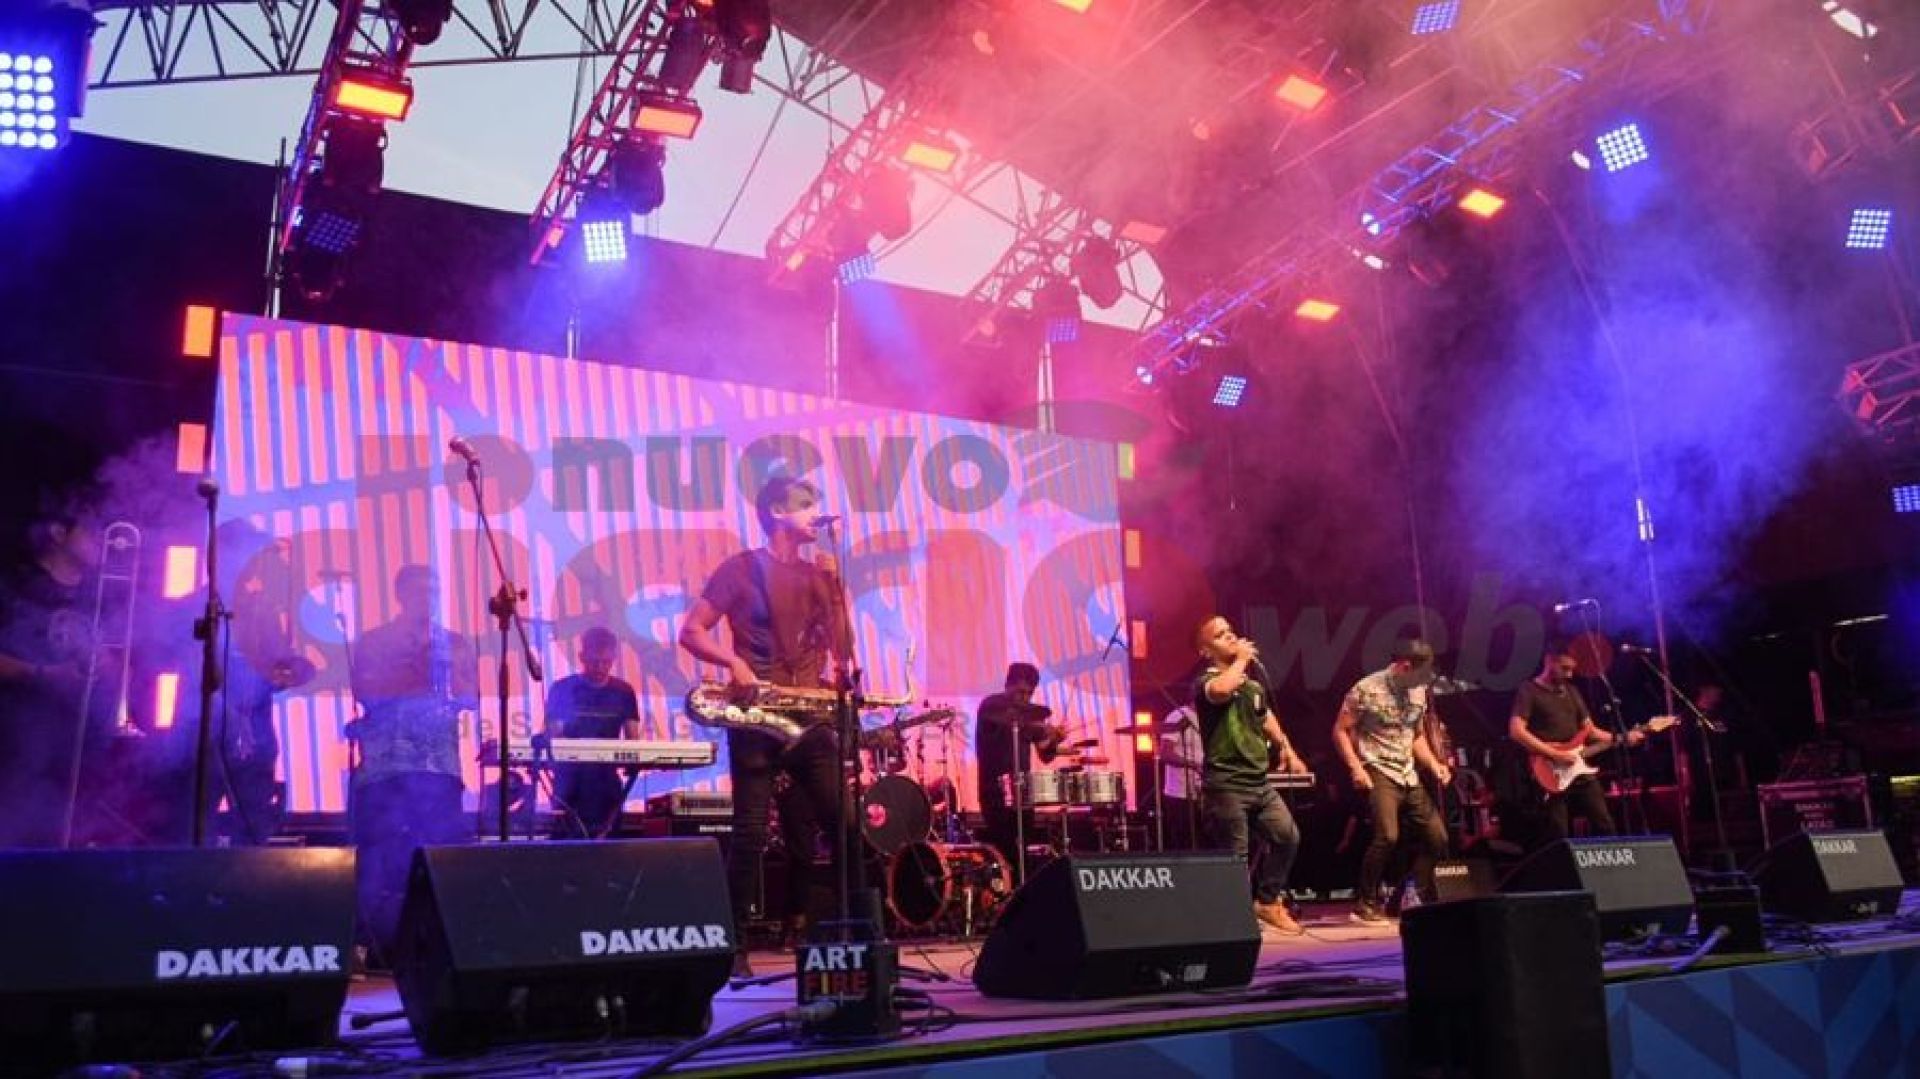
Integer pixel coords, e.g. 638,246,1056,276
900,139,959,173
633,97,703,139
154,672,181,731
182,305,217,358
1135,733,1155,755
1124,528,1142,569
331,72,413,121
163,546,199,599
1275,75,1329,111
1295,298,1341,321
176,422,208,474
1118,442,1136,480
1130,618,1149,659
1458,187,1508,218
1055,0,1093,12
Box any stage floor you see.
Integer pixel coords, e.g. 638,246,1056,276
311,892,1920,1078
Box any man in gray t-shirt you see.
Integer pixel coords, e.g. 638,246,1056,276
1332,639,1452,923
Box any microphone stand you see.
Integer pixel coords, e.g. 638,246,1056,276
459,452,544,843
189,486,226,848
1577,604,1643,835
1627,651,1736,872
817,520,877,935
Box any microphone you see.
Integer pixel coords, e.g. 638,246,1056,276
1430,674,1483,694
195,477,220,504
1618,642,1656,655
1099,621,1125,662
448,436,480,465
811,515,842,527
1551,598,1598,614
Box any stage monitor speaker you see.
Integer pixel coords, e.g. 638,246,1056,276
972,852,1259,1000
1433,857,1497,902
1500,835,1693,940
393,838,734,1055
1752,829,1905,922
1403,892,1610,1079
0,846,355,1072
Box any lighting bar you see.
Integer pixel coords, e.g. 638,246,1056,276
1295,298,1341,321
1893,483,1920,514
1275,74,1329,111
1846,208,1892,251
1411,1,1461,35
581,218,630,264
331,69,413,121
900,138,959,173
1458,187,1507,218
632,94,703,139
1054,0,1093,12
837,250,876,284
1120,220,1168,244
0,52,60,151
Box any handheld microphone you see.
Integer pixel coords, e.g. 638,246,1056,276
1551,598,1598,614
448,436,480,464
811,515,842,527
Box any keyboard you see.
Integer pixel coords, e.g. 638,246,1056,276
480,738,716,768
1267,771,1316,791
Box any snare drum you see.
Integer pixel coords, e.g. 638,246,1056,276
1002,770,1066,808
886,841,1013,930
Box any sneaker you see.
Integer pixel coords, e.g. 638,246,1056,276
730,948,754,980
1254,900,1304,935
1350,901,1389,925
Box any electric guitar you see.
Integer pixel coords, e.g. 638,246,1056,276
1528,715,1678,793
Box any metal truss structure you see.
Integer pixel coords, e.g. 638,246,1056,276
274,0,411,257
1842,341,1920,443
1122,0,1723,386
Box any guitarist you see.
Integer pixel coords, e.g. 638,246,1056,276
1510,649,1645,842
679,476,857,974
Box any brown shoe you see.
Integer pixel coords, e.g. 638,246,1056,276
1254,900,1304,935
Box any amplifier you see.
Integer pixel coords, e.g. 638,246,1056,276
1501,836,1694,940
1758,776,1873,849
647,790,734,818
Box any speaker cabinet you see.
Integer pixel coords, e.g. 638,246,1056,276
1752,829,1905,922
1433,857,1497,902
0,847,355,1071
1403,892,1610,1079
393,838,734,1055
1501,835,1694,940
972,852,1260,1000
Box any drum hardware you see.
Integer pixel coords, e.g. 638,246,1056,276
885,841,1013,937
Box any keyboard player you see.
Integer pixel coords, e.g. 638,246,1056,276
542,626,643,838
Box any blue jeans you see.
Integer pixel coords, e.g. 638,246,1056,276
1203,785,1301,904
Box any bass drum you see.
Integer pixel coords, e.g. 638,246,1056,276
886,841,1014,932
862,775,932,855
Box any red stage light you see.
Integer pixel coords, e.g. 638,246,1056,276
1124,528,1142,568
1295,298,1341,321
900,138,959,173
331,71,413,121
1275,75,1328,111
1459,187,1508,218
633,96,703,139
176,423,208,474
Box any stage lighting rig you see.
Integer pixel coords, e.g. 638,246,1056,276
0,1,94,154
1037,279,1083,344
390,0,454,47
284,118,386,299
577,187,631,265
607,138,668,216
1071,237,1125,310
713,0,771,94
656,9,711,95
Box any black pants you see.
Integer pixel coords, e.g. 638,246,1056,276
1357,769,1448,904
1545,775,1617,840
351,771,467,963
1202,786,1300,905
727,727,848,925
550,764,626,838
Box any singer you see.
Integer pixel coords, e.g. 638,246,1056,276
678,476,856,976
1331,638,1452,923
1192,615,1303,935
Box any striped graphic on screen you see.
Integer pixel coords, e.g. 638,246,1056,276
211,315,1130,813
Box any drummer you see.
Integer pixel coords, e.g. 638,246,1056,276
974,661,1065,881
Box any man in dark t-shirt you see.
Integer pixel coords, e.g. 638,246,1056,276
544,626,642,838
1193,614,1304,935
0,508,98,848
680,476,854,971
974,661,1064,879
1509,649,1643,842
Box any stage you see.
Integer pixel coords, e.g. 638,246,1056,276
305,892,1920,1078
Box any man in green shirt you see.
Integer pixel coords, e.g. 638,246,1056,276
1194,615,1304,935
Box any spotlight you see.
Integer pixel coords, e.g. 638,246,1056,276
1411,1,1461,35
632,93,703,139
1820,1,1878,40
0,4,93,154
607,138,667,216
1595,122,1650,172
1212,376,1249,408
656,11,711,95
1274,74,1329,111
1071,238,1124,310
1894,483,1920,514
1457,187,1507,218
1361,211,1383,236
837,249,876,285
1120,220,1167,244
1295,298,1341,321
713,0,771,94
1054,0,1093,11
1570,149,1593,170
1036,279,1083,344
1846,208,1892,250
578,188,630,265
389,0,454,47
900,135,959,173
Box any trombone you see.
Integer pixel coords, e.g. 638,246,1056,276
60,520,141,848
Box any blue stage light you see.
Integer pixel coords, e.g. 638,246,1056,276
580,218,629,265
302,210,363,255
836,250,875,285
1411,1,1460,35
1596,123,1650,172
1212,375,1248,408
1846,209,1892,251
1893,484,1920,514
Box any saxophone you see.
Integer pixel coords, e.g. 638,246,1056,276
684,682,915,744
